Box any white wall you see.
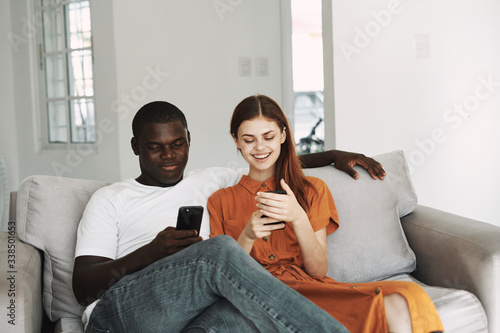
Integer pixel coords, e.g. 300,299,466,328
332,0,500,225
112,0,284,179
0,0,20,229
0,0,19,188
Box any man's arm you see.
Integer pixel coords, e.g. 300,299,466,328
299,150,386,180
72,227,201,305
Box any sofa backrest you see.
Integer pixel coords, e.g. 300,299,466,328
15,176,110,323
14,150,419,324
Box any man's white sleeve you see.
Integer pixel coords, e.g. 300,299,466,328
75,192,119,259
212,167,245,188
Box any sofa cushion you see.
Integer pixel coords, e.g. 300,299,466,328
15,176,109,323
304,150,417,282
385,274,488,332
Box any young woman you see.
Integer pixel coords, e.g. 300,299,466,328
208,95,444,333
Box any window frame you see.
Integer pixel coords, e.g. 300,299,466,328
33,0,97,150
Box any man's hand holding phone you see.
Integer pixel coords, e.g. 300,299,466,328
148,206,204,260
176,206,204,234
149,226,202,260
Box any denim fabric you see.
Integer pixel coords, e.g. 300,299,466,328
182,299,258,332
87,236,347,333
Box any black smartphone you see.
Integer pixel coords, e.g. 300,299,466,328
262,190,287,228
176,206,204,234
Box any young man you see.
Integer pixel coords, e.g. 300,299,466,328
72,101,385,332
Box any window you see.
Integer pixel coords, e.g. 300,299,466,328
282,0,334,155
35,0,96,146
291,0,325,155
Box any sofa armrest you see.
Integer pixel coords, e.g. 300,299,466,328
0,231,43,333
401,205,500,333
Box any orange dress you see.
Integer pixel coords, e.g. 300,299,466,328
208,175,444,333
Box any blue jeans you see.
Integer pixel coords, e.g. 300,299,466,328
182,299,258,332
86,236,347,333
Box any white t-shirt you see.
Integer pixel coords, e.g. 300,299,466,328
75,167,243,326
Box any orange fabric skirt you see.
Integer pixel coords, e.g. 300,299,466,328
269,265,444,333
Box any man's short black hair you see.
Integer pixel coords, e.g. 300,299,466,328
132,101,188,137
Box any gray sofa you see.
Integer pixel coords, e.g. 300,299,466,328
0,150,497,332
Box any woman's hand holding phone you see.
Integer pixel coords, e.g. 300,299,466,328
259,190,287,229
237,187,290,253
256,180,308,228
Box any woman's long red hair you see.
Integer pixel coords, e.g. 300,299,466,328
231,95,316,212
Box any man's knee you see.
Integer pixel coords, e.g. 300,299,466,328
204,235,240,252
183,299,258,333
200,236,253,263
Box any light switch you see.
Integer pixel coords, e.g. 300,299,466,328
256,57,269,76
239,57,251,76
414,34,430,59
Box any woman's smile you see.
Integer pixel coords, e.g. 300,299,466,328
253,152,271,160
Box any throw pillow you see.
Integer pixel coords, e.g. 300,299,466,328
303,150,417,282
15,176,109,323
